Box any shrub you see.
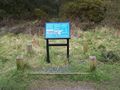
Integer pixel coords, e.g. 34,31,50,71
60,0,106,23
97,45,120,62
34,8,49,19
99,51,120,62
0,9,7,20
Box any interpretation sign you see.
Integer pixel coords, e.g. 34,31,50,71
45,22,70,39
45,22,70,63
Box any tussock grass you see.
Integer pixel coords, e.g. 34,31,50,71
0,26,120,89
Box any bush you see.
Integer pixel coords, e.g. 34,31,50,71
0,9,7,20
99,51,120,62
34,9,49,19
60,0,106,23
97,45,120,62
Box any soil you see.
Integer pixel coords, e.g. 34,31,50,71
29,81,96,90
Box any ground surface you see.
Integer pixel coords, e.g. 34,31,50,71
0,24,120,90
29,81,95,90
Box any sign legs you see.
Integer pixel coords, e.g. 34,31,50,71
67,39,69,61
46,39,70,63
46,39,50,63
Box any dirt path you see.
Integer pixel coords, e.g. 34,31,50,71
29,81,96,90
30,86,94,90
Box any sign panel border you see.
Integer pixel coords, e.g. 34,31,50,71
45,22,71,39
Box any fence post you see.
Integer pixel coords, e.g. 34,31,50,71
83,41,88,54
27,42,33,54
89,56,97,72
16,55,24,70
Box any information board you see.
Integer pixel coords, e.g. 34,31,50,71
45,22,70,39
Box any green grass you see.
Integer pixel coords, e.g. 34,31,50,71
0,26,120,90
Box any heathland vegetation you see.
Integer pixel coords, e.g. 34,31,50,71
0,0,120,90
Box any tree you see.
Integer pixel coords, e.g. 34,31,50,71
60,0,106,23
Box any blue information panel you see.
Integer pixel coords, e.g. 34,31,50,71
45,22,70,39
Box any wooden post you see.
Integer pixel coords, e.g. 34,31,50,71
83,41,88,54
32,37,39,48
16,55,24,70
27,42,33,54
39,27,45,36
89,56,97,72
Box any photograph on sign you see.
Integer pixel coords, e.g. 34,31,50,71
45,22,70,39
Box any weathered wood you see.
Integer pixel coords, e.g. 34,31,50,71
115,30,120,37
32,37,39,48
16,55,24,70
39,27,44,36
27,42,33,53
89,56,97,72
83,41,88,54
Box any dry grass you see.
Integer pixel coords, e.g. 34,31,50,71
0,26,120,90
